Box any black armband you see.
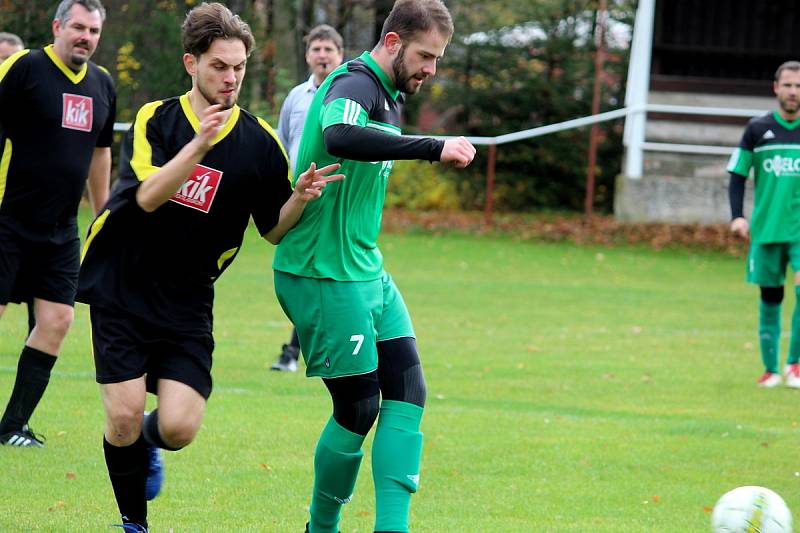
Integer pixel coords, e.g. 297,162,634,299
728,172,746,220
324,124,445,163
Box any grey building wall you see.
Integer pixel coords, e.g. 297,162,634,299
615,92,770,223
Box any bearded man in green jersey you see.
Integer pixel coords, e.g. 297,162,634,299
272,0,475,531
729,60,800,388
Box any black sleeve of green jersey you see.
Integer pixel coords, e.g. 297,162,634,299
738,116,761,151
323,124,445,162
729,172,746,220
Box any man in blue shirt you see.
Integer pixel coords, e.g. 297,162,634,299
271,24,344,372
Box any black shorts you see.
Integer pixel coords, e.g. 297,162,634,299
90,306,214,399
0,220,79,306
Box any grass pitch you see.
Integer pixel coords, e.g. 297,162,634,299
1,219,798,532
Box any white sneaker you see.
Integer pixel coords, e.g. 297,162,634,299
785,364,800,388
757,372,782,388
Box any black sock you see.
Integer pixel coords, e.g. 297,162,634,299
103,435,148,527
142,409,181,451
0,345,57,434
289,328,300,350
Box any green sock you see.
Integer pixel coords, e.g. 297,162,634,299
759,301,781,373
788,287,800,365
309,417,365,533
371,400,424,533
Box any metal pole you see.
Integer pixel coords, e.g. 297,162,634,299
585,0,607,217
484,144,496,224
622,0,656,179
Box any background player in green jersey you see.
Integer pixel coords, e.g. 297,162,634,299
273,0,475,531
729,60,800,388
77,3,341,530
0,0,114,448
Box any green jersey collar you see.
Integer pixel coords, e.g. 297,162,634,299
359,51,400,101
773,110,800,130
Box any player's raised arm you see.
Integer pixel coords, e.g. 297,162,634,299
264,162,344,244
135,104,225,212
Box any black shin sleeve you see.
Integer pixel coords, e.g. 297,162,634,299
377,337,427,408
323,372,380,436
761,286,784,304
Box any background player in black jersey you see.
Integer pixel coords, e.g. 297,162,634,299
0,0,114,448
0,32,23,63
76,3,341,531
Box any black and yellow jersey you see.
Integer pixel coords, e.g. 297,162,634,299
0,45,116,239
77,94,292,332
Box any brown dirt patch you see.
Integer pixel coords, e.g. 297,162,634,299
381,209,748,255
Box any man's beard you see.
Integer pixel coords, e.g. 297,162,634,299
70,54,88,66
392,46,424,95
780,96,799,115
198,81,237,110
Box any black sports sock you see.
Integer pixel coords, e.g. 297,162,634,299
103,435,148,527
0,345,57,434
142,409,181,451
289,328,300,350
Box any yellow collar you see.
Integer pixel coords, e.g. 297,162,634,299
179,92,241,146
44,44,88,84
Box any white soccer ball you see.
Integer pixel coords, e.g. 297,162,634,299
711,486,792,532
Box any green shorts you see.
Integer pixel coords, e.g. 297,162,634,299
746,242,800,286
273,270,415,378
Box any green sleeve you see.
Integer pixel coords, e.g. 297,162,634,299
321,98,369,130
726,147,753,178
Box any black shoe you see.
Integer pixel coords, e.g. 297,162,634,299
113,521,149,532
304,523,341,533
0,424,45,448
271,344,300,372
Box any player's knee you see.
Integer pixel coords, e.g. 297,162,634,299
377,337,427,407
37,306,74,338
400,363,427,407
158,420,199,449
106,409,144,445
325,372,381,436
761,286,784,304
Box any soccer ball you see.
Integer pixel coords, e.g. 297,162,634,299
711,486,792,532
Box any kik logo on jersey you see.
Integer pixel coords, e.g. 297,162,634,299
170,164,223,213
62,93,93,132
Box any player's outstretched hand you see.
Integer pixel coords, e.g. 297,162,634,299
196,104,226,152
295,162,345,202
440,136,476,168
730,217,750,240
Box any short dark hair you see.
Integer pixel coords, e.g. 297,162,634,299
182,2,255,58
379,0,453,44
775,61,800,82
304,24,343,53
0,32,23,47
54,0,106,23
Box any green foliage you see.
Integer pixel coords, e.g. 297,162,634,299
403,0,635,213
386,160,461,211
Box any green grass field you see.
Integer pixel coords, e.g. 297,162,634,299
1,219,798,532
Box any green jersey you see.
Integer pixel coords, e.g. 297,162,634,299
728,111,800,244
273,52,403,281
